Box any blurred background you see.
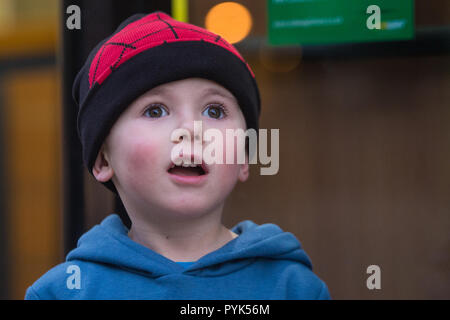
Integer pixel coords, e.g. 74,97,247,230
0,0,448,299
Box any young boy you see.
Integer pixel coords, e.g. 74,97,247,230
25,11,330,300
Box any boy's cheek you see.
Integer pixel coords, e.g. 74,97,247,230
124,140,165,173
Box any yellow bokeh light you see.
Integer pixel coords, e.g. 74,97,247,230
205,2,252,44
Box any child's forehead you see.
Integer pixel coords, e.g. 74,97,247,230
139,78,237,101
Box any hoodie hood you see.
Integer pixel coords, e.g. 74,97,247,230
66,214,313,278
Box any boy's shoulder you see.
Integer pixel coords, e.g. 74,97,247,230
254,257,330,299
282,260,331,299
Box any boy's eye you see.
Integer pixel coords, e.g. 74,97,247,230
203,104,227,119
143,104,168,118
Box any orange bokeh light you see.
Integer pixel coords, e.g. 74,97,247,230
205,2,252,44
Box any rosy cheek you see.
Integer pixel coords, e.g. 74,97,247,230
126,140,161,172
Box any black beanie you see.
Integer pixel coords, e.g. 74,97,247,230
72,11,261,193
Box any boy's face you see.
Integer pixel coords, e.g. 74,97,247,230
93,78,249,219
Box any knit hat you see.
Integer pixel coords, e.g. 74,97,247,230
72,11,261,193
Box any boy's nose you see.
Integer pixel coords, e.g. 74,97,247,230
178,117,202,140
172,119,203,145
171,120,204,165
177,131,201,143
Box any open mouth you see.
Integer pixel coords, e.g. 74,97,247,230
168,162,207,176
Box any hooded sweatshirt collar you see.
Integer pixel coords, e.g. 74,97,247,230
66,214,313,278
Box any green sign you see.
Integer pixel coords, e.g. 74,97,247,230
267,0,414,45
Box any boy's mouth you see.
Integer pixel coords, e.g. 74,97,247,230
168,164,206,176
167,159,208,176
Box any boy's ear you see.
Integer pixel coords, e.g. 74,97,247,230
92,145,114,182
238,153,249,182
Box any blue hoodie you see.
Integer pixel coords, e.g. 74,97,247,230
25,214,331,300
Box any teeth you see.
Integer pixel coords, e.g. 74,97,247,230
176,161,200,167
170,160,203,169
182,163,200,167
